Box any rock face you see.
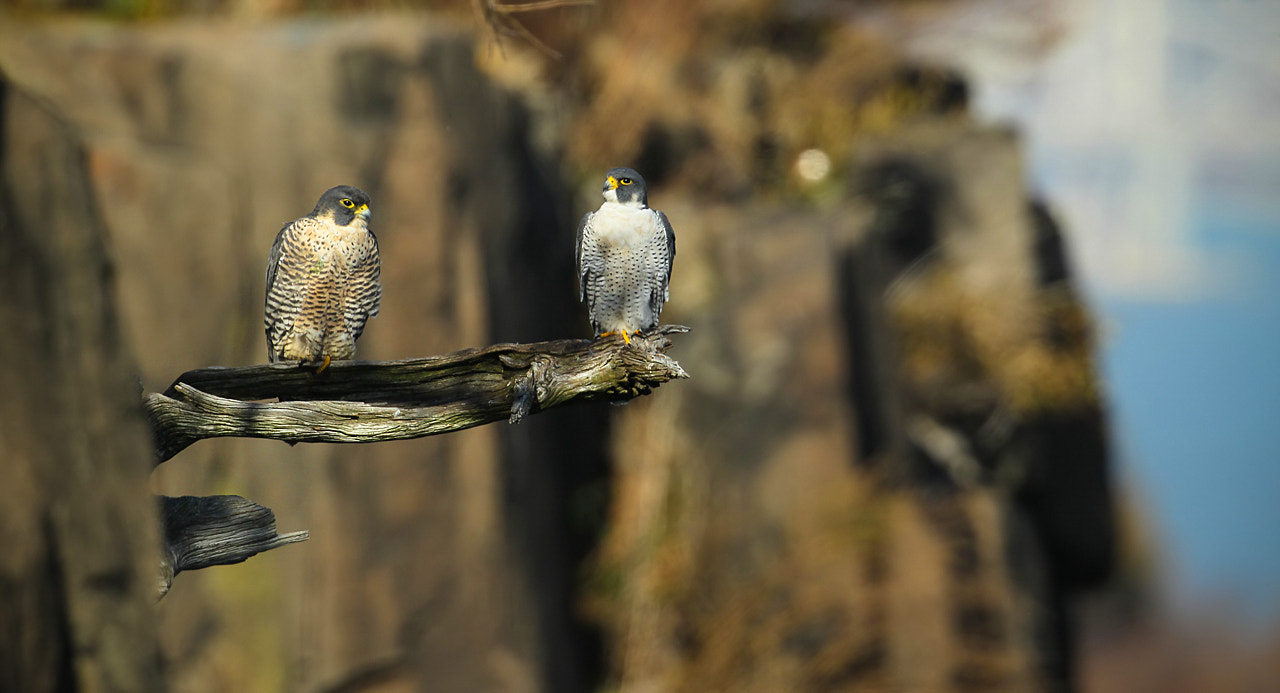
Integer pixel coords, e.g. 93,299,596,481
0,78,162,692
0,14,1115,693
583,127,1115,691
0,17,598,693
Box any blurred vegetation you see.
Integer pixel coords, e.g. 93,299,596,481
892,268,1102,416
538,1,972,197
1,0,973,199
1,0,460,19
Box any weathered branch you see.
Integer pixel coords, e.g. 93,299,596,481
157,494,309,599
145,327,688,464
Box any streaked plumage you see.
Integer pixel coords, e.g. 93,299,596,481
576,167,675,343
265,185,380,369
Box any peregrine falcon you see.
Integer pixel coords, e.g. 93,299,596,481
265,185,381,371
576,168,675,345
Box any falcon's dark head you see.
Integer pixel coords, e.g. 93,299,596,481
313,185,372,226
602,167,648,207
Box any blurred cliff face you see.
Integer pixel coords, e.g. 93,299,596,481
0,4,1127,692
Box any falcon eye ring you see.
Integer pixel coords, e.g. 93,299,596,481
619,178,633,185
340,199,356,208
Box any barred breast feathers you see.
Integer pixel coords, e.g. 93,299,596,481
264,215,380,363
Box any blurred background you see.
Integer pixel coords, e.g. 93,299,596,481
0,0,1276,691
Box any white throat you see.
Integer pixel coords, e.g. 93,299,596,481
601,191,645,209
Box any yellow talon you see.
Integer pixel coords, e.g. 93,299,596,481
595,330,634,345
315,354,332,374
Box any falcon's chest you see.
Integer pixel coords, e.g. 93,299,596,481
305,223,371,273
590,203,659,250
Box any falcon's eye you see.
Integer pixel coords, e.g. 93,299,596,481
619,178,633,185
340,199,356,208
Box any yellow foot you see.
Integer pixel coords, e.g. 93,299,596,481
596,330,634,345
595,330,639,345
314,354,332,374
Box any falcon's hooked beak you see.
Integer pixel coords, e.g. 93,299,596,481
356,204,371,222
604,175,619,192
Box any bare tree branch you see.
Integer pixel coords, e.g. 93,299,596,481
157,494,309,599
145,327,689,464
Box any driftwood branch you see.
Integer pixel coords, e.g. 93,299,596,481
157,494,309,599
145,327,688,464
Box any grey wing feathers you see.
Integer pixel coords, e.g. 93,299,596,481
653,209,676,313
575,211,599,304
263,222,294,362
265,229,284,300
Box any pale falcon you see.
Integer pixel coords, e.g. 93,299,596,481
576,168,676,344
265,185,381,371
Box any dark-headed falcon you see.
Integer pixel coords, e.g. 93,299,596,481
265,185,381,371
576,167,675,344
